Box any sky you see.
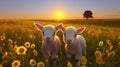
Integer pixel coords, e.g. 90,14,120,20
0,0,120,19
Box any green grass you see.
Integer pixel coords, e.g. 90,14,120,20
0,19,120,67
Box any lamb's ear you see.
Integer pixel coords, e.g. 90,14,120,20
55,24,64,31
59,24,65,32
77,27,86,34
34,23,43,30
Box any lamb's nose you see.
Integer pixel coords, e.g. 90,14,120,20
67,40,72,44
46,37,50,41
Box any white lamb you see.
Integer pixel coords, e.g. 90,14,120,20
34,23,62,67
61,25,86,67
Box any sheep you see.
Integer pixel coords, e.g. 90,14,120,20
60,25,86,67
34,23,62,67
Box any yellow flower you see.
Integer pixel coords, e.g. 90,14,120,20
29,59,37,67
109,46,113,51
37,62,45,67
15,46,27,55
67,61,72,67
14,45,18,51
8,39,13,45
0,35,6,41
2,52,8,59
96,57,104,64
11,60,21,67
108,51,115,57
106,39,112,46
95,50,102,57
80,56,87,65
24,42,30,48
31,44,35,49
0,64,3,67
98,41,104,47
32,49,38,56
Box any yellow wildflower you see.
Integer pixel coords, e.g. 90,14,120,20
14,45,18,51
80,56,87,65
67,61,72,67
32,49,38,56
8,39,13,45
2,52,8,59
108,51,115,57
109,46,113,51
8,39,14,51
95,50,102,57
37,62,45,67
98,41,104,47
96,57,104,64
24,42,30,48
11,60,20,67
106,39,112,46
0,35,6,41
15,46,27,55
29,59,37,67
31,44,35,49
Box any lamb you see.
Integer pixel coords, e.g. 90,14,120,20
34,23,62,67
60,25,86,67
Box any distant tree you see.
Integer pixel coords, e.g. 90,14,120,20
83,10,93,19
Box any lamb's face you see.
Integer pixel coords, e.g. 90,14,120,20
34,23,62,43
42,26,56,43
64,27,77,44
61,26,86,44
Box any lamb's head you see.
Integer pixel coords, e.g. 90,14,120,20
61,26,86,44
34,23,62,43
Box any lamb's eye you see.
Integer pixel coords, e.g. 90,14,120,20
53,32,55,35
74,34,77,37
42,31,44,34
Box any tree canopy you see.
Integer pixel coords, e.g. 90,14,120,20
83,10,93,19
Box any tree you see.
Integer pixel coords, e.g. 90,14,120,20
83,10,93,19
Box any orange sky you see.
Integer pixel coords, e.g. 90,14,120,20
0,0,120,19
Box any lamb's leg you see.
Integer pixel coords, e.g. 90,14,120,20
66,51,72,61
75,55,81,67
82,46,86,56
51,52,58,67
42,45,49,67
75,51,82,67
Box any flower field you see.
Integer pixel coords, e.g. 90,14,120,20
0,19,120,67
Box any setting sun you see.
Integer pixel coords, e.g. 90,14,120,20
58,13,62,17
55,11,65,20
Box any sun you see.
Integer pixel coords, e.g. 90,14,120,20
55,11,64,20
56,12,63,20
58,13,62,17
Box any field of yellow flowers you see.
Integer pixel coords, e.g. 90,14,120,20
0,19,120,67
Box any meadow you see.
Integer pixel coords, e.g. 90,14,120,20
0,19,120,67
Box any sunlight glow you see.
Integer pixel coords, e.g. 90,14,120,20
58,13,62,17
55,10,65,20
